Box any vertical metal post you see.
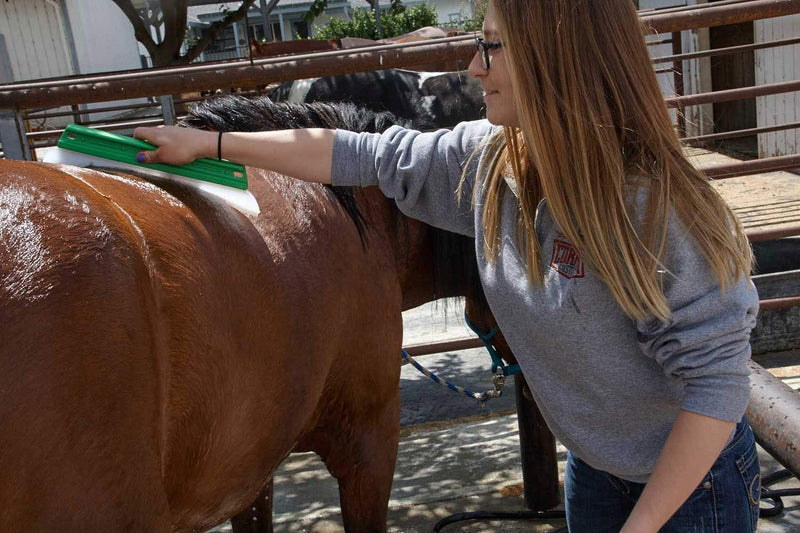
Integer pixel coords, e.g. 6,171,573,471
159,95,175,126
375,0,382,39
260,0,272,41
0,34,14,84
230,480,274,533
514,375,561,510
0,109,32,160
233,22,244,59
71,104,84,125
672,31,686,138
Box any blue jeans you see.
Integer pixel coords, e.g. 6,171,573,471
564,419,761,532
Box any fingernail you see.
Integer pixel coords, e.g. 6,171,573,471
136,153,145,163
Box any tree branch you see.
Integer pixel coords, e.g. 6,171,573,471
110,0,157,53
183,0,259,65
161,1,188,61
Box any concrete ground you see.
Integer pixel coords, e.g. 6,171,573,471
207,422,797,533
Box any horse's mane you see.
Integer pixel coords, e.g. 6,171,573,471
182,97,411,244
182,96,409,134
182,96,482,306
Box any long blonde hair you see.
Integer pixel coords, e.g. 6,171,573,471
471,0,752,321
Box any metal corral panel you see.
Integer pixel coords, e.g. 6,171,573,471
0,0,72,82
756,14,800,158
640,0,713,137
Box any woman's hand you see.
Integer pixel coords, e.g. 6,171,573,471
620,411,735,532
132,126,216,165
132,126,336,184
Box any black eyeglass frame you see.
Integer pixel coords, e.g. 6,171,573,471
475,37,503,70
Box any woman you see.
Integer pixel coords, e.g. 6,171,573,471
134,1,761,531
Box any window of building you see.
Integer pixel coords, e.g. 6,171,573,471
272,22,283,41
293,20,309,39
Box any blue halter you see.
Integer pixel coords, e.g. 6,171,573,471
463,311,521,377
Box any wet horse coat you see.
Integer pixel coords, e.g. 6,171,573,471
0,101,484,532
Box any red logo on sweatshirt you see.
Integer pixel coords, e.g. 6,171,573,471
550,239,584,279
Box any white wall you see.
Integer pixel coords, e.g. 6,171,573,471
0,0,72,82
755,14,800,157
60,0,150,126
65,0,142,74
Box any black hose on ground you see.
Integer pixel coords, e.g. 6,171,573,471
433,509,566,532
759,468,800,518
432,468,800,531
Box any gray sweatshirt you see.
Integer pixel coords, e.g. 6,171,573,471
331,120,759,483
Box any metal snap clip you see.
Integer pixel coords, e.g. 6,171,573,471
492,373,505,392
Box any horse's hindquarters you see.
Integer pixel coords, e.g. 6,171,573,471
0,161,172,532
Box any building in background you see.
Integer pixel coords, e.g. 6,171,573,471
189,0,478,62
0,0,147,131
0,0,142,83
0,1,477,80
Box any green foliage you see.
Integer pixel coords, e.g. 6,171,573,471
302,0,330,24
460,0,487,32
314,3,438,40
184,26,199,48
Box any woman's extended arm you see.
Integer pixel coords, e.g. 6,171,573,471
621,410,736,532
133,126,336,184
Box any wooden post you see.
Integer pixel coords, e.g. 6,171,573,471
514,375,561,510
230,480,274,533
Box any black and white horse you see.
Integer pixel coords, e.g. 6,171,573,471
270,68,484,130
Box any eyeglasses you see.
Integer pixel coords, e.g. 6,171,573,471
475,37,503,70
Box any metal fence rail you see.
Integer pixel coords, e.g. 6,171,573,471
2,0,800,108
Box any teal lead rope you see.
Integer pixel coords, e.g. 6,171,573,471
401,350,504,406
462,311,521,377
401,312,521,406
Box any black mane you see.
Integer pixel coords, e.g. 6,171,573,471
182,96,411,135
182,97,410,244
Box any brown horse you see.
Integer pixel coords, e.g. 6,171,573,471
0,99,487,533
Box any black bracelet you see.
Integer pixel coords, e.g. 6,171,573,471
217,131,223,161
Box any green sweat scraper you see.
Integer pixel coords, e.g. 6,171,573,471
43,124,260,216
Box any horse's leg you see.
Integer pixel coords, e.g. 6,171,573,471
229,480,273,533
319,388,400,533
